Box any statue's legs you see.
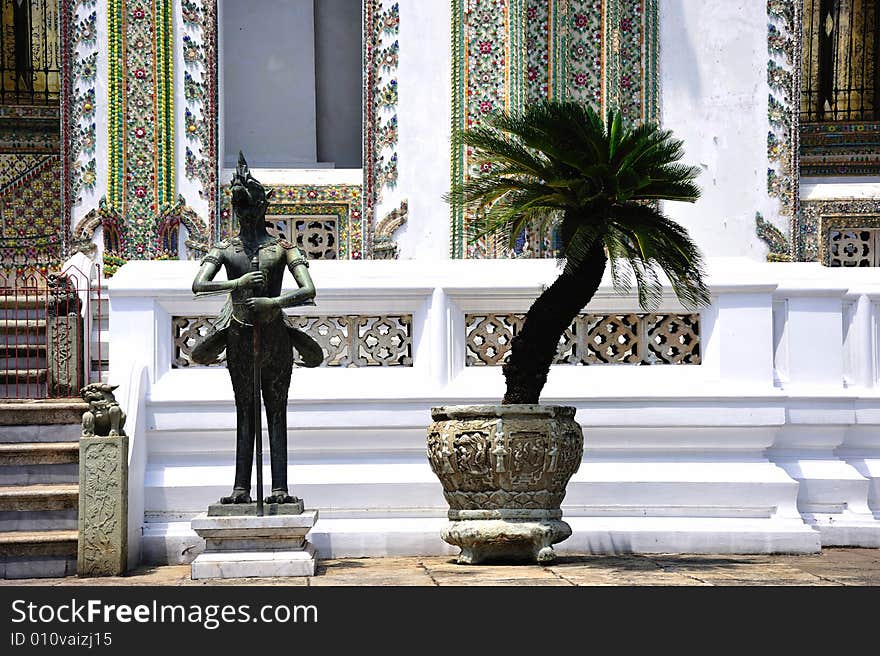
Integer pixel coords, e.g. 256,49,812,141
261,317,295,503
224,317,295,504
222,320,256,503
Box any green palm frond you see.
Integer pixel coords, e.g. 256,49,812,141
446,98,707,311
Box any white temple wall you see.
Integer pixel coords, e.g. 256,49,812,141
655,0,777,259
392,0,452,261
107,258,880,562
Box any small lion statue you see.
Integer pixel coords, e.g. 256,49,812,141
80,383,126,437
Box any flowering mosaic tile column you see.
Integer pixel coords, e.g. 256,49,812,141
180,0,218,240
450,0,659,258
106,0,175,261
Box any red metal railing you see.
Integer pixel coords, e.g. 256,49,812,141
0,263,102,399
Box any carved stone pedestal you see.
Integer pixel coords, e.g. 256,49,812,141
190,509,318,579
428,405,583,564
78,434,128,577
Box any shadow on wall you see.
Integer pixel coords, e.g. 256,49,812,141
663,0,702,103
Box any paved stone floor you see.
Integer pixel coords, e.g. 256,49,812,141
3,547,880,586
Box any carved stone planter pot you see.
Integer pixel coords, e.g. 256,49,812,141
428,405,583,564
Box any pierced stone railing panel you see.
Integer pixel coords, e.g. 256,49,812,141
465,312,701,366
829,229,877,267
646,314,702,365
173,314,413,368
355,315,413,366
582,313,641,364
465,314,524,366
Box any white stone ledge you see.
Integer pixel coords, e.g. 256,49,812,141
142,516,822,561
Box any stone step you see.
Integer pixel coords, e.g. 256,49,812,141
0,441,79,465
0,484,78,511
0,295,48,310
0,529,78,578
0,529,77,557
0,369,47,384
0,344,47,359
0,424,82,442
0,464,79,486
0,510,77,532
0,318,47,333
1,355,48,371
0,442,79,486
0,399,88,426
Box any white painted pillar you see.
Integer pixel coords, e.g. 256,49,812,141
775,286,848,389
705,285,777,387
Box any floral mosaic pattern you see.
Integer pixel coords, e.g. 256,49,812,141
180,0,219,239
615,0,655,122
0,157,63,277
452,0,517,258
561,1,603,106
764,0,800,260
107,0,176,261
451,0,659,258
67,0,99,202
525,0,551,103
365,0,400,212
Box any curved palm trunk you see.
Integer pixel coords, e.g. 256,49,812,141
502,242,607,404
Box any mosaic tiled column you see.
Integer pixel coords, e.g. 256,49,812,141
106,0,176,261
763,0,801,261
179,0,219,240
450,0,659,258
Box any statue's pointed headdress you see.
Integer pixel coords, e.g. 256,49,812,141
236,151,249,180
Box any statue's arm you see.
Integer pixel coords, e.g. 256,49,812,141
191,247,263,295
275,248,316,309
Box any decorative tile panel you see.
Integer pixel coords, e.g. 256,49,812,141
220,184,360,260
451,0,660,259
180,0,219,237
800,122,880,177
106,0,176,260
801,199,880,263
765,0,800,261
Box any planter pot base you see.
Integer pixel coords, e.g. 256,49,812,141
443,518,572,564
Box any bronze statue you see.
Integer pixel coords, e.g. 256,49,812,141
191,152,323,509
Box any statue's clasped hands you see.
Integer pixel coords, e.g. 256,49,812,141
233,271,278,319
234,270,265,290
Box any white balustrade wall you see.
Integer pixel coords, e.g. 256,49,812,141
106,258,880,564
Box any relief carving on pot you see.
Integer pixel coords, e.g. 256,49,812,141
427,407,584,511
551,430,584,489
509,432,547,488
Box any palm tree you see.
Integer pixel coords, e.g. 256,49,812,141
448,100,709,405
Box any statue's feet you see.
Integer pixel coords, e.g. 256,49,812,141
265,490,300,505
220,488,252,504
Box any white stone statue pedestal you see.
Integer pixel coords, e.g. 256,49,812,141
190,510,318,579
